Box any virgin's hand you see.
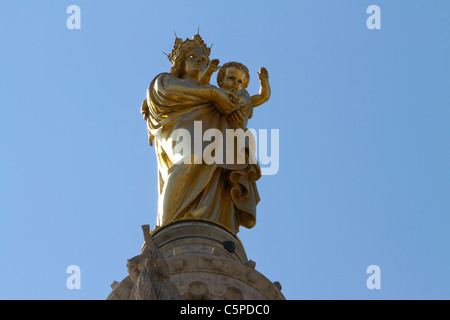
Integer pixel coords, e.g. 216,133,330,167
211,87,239,114
229,109,245,126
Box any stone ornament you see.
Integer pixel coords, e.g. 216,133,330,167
126,225,181,300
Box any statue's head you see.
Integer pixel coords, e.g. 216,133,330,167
168,33,211,80
217,62,250,92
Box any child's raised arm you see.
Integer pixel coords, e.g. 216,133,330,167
250,67,271,108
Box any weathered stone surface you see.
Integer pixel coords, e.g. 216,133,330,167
107,221,285,300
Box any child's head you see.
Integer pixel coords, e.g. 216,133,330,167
217,62,250,93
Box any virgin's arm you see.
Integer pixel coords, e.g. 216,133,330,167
155,74,239,114
156,74,215,101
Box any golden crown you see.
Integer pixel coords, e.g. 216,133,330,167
167,33,211,64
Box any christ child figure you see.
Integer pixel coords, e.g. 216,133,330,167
216,62,271,126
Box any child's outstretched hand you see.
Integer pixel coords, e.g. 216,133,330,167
257,67,269,81
208,59,220,72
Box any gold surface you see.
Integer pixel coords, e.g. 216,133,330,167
141,33,271,235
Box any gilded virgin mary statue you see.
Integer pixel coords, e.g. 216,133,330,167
140,33,271,235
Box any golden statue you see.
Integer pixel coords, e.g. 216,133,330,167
140,33,271,235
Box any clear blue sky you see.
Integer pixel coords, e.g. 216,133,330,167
1,0,449,300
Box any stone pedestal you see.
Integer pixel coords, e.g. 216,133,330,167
107,220,285,300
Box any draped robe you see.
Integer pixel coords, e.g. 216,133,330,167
145,73,261,235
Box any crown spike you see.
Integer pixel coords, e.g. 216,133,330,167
168,32,211,64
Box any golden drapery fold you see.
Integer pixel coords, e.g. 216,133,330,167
145,73,261,234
